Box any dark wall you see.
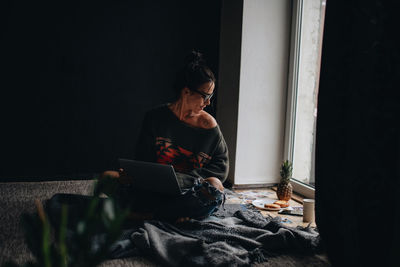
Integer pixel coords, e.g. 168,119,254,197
316,0,400,266
0,1,221,180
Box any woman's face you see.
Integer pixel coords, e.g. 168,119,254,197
183,81,215,114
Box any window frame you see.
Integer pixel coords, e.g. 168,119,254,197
284,0,326,199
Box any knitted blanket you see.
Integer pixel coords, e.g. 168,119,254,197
45,193,321,266
108,206,321,266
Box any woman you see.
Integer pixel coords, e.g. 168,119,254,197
101,51,229,222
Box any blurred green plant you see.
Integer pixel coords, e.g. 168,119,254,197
3,177,128,267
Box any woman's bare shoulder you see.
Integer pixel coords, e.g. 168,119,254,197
199,111,217,129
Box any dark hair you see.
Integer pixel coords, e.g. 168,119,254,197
174,50,216,98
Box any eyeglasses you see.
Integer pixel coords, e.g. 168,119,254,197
192,89,214,101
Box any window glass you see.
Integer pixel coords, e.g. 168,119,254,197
292,0,326,187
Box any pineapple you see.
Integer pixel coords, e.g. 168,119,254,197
276,160,293,201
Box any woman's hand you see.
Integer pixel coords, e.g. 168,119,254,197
204,177,224,192
99,169,133,185
118,168,133,185
200,177,224,201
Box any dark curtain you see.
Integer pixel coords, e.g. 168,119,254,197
316,0,400,266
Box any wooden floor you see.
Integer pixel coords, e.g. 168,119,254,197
230,187,316,228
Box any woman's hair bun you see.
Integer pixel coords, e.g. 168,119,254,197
173,49,215,98
185,50,205,69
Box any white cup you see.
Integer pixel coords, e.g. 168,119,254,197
303,199,315,223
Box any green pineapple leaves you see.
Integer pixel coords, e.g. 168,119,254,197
280,160,293,183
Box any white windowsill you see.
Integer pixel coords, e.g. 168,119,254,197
291,179,315,199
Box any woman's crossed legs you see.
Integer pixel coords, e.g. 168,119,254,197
99,170,224,222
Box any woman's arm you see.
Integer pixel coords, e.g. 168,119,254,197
189,136,229,183
176,135,229,190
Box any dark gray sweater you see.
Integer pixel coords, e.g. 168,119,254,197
134,104,229,189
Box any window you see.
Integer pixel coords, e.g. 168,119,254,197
217,0,326,190
284,0,326,197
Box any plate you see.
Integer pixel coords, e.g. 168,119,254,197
252,198,281,211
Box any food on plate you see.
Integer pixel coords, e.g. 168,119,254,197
264,203,280,209
274,200,289,208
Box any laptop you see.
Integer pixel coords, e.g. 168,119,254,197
118,158,182,196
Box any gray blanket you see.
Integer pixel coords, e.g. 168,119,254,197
46,194,321,266
109,206,321,266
